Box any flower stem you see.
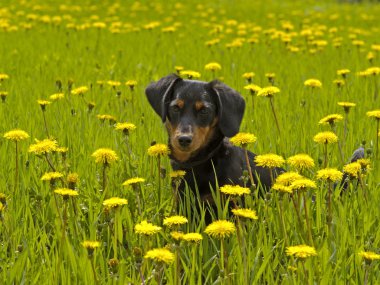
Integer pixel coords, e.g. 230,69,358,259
324,143,328,168
90,256,99,285
102,163,108,197
269,97,281,135
244,148,255,188
303,192,314,246
327,182,332,226
14,141,19,193
278,195,288,246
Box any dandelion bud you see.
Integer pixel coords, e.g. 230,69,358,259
108,258,119,273
88,102,95,112
56,79,62,91
0,91,8,102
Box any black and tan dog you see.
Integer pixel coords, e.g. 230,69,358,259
146,74,282,202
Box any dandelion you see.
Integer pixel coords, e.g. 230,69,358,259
359,251,380,261
333,79,345,88
0,91,8,102
144,248,175,265
174,66,184,74
125,80,137,91
92,148,118,165
343,162,361,179
41,172,64,185
115,122,136,134
49,93,64,101
180,70,201,79
102,197,128,210
170,170,186,211
82,240,101,256
204,220,236,239
286,245,317,259
275,172,303,186
304,79,322,88
230,132,257,186
205,62,221,71
244,84,261,93
0,73,9,81
28,138,57,154
135,220,162,236
287,154,315,172
97,114,117,124
265,73,276,84
338,102,356,113
290,178,317,192
182,233,203,243
205,220,236,277
220,184,250,196
255,153,285,168
71,86,89,96
67,172,79,189
54,188,79,198
337,69,350,78
313,131,338,167
242,72,255,83
107,80,121,89
319,114,344,127
170,170,186,179
123,177,145,186
163,216,188,228
231,208,258,220
257,87,281,133
170,231,184,241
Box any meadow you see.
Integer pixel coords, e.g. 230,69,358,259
0,0,380,284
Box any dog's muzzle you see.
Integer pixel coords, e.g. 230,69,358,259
178,135,193,148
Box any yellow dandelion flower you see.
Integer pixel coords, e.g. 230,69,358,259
82,240,101,249
93,22,106,29
286,245,317,259
275,172,303,186
37,100,51,106
356,158,371,171
265,73,276,80
115,122,136,132
107,80,121,87
125,80,138,89
97,114,117,122
257,86,280,97
0,74,10,81
287,154,315,170
41,172,64,181
343,162,361,179
170,170,186,178
230,132,257,147
49,93,64,101
290,178,317,191
333,79,345,87
337,69,350,76
304,79,322,88
163,216,188,227
4,129,30,142
180,70,201,79
318,114,344,125
244,84,261,93
338,102,356,113
242,72,255,80
67,173,79,183
71,86,89,96
255,153,285,168
366,110,380,120
170,231,184,241
91,148,118,164
175,66,184,73
28,138,58,155
0,193,6,204
220,185,250,196
272,183,293,194
0,91,8,101
231,208,259,220
147,143,170,157
205,62,222,71
358,251,380,261
102,197,128,209
122,177,145,186
182,233,203,243
313,132,338,144
144,248,175,265
135,220,162,235
54,188,79,198
316,168,343,182
366,67,380,75
204,220,236,239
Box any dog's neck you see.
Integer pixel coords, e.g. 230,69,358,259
169,131,225,169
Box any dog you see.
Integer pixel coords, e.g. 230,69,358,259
145,74,283,203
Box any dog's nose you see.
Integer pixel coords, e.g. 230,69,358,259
178,135,192,147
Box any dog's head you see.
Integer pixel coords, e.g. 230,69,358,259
145,74,245,161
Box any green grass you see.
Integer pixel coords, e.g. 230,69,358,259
0,0,380,284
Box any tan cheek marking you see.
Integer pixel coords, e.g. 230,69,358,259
195,101,205,111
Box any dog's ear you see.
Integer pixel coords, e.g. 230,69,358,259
145,74,182,122
206,80,245,137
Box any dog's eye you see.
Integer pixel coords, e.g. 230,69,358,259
199,108,209,115
171,105,180,113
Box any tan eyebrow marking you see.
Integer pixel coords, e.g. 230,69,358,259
195,101,205,111
176,99,184,108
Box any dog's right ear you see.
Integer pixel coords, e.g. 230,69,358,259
145,74,182,122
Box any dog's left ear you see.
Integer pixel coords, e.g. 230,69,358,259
206,80,245,137
145,74,182,122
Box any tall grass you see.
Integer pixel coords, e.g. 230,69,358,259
0,0,379,284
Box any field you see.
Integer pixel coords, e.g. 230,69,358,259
1,0,380,284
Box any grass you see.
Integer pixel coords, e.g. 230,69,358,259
0,0,380,284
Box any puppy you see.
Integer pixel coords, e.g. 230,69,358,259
146,74,282,202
